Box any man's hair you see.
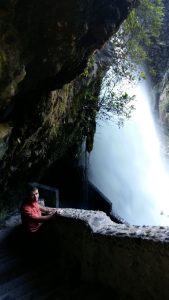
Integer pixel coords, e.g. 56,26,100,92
27,184,38,195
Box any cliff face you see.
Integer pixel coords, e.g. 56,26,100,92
0,0,137,107
148,0,169,129
0,0,137,207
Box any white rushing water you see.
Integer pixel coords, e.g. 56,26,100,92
89,79,169,226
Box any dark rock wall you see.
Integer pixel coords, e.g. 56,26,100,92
0,0,137,207
0,0,137,106
148,0,169,126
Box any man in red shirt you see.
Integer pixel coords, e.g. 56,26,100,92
21,186,62,234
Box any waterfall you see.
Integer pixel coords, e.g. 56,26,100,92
88,78,169,226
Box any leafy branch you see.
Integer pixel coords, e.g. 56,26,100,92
95,0,164,125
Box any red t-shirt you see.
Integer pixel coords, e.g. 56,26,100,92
21,201,42,233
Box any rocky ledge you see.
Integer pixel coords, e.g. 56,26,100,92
3,207,169,242
2,208,169,299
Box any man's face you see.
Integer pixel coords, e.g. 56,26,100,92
30,189,39,202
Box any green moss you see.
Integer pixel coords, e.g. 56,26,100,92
82,54,95,78
0,50,6,64
0,207,8,223
0,49,6,78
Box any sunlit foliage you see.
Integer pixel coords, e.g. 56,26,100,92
98,0,164,124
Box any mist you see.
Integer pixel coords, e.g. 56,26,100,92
88,79,169,225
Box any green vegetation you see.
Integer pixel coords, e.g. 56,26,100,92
123,0,164,63
74,1,165,130
82,55,95,78
97,0,164,124
111,0,164,78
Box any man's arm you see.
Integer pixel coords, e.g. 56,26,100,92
32,214,55,222
34,209,63,222
21,205,56,222
39,205,58,215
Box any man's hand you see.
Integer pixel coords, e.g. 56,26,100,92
55,208,63,215
44,207,63,217
52,208,63,217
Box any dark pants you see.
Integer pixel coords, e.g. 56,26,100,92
23,223,55,258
